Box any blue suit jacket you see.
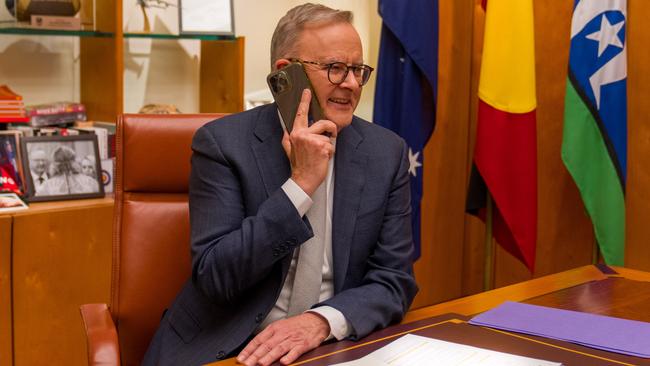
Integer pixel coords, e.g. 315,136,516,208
143,104,418,365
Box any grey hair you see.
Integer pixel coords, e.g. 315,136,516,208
270,3,353,69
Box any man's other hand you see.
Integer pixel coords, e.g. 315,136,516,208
236,312,330,366
282,89,337,196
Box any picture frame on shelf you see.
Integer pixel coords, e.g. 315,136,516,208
21,134,104,202
0,130,26,197
178,0,234,36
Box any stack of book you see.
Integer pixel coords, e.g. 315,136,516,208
0,85,29,123
74,121,116,160
25,101,87,127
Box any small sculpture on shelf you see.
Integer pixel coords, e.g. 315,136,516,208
138,103,181,114
136,0,176,33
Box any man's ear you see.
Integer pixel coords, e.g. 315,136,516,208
274,58,291,70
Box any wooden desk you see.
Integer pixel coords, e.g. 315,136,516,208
210,265,650,366
0,197,114,366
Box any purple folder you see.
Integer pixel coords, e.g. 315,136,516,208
469,301,650,358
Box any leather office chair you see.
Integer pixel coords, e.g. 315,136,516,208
80,113,225,366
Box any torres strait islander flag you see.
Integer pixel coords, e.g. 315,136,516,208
562,0,627,265
374,0,438,260
467,0,537,271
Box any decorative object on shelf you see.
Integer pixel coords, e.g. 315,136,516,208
138,103,181,114
0,85,29,124
0,192,28,212
5,0,81,22
30,13,81,30
25,101,86,127
136,0,176,33
100,157,113,193
179,0,233,36
0,130,26,196
20,134,104,202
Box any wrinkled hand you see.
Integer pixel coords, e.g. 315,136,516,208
236,312,330,366
282,89,337,196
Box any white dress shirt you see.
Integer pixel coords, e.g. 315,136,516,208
257,114,352,340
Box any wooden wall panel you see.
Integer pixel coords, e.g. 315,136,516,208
411,0,474,309
0,216,12,366
461,0,489,295
11,201,113,366
80,0,122,122
625,0,650,271
200,37,246,113
416,0,650,304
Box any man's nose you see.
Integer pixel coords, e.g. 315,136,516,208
339,70,360,88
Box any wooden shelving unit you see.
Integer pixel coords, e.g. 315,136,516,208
2,0,244,122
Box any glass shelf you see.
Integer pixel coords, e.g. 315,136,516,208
0,27,112,38
124,32,235,41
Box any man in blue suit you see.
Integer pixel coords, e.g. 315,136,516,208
143,4,417,366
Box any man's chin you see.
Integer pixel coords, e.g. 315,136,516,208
324,111,353,131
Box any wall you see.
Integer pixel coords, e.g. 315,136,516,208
0,1,379,119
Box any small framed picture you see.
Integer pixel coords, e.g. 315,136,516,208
0,193,28,213
0,131,26,197
21,134,104,202
178,0,234,36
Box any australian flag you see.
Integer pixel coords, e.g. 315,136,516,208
374,0,438,260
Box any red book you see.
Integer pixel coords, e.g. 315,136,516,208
0,85,23,101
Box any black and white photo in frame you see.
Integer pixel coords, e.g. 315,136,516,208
21,134,104,202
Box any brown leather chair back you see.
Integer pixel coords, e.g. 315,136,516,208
112,114,224,366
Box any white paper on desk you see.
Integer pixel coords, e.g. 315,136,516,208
330,334,562,366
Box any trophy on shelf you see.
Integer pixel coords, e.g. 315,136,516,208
4,0,82,30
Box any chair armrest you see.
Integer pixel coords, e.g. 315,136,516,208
80,303,120,366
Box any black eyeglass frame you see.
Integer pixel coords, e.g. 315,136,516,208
288,58,375,86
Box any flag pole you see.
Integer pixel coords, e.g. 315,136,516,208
484,191,495,291
592,240,599,264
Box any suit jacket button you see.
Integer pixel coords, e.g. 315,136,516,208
216,351,226,359
255,313,264,323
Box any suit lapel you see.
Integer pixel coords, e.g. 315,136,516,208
332,119,367,293
251,104,291,198
251,105,293,275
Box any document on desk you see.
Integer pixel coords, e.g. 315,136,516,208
330,334,562,366
469,301,650,358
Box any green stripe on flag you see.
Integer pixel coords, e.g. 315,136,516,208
561,79,625,265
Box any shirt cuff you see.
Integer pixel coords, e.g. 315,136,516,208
307,306,352,341
281,178,312,217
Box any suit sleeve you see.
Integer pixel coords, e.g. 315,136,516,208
188,126,313,305
319,139,418,339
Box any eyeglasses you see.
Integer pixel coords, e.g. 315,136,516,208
289,58,374,86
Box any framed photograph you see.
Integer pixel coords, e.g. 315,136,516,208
178,0,234,36
0,193,28,213
20,134,104,202
0,131,26,197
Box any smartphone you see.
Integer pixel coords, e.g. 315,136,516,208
267,62,325,133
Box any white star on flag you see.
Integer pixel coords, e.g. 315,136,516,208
408,148,422,177
586,15,624,57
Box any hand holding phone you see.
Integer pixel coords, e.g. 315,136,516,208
281,89,337,196
267,62,325,133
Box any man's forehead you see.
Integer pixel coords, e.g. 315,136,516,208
297,24,363,62
32,150,46,158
